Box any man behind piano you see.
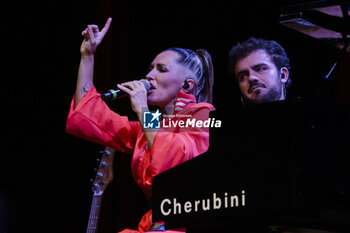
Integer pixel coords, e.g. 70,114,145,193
228,37,291,105
224,37,339,233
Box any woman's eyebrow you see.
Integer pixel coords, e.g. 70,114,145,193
156,63,167,67
149,63,167,69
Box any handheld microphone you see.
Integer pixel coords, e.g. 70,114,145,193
101,79,151,101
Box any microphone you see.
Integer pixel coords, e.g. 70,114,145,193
101,79,151,101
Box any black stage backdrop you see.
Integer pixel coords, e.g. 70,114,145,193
2,1,349,233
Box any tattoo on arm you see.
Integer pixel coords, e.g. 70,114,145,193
80,82,91,95
81,86,88,94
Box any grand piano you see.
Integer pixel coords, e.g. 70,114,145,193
152,100,350,233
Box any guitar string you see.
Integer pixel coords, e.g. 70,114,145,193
87,194,101,233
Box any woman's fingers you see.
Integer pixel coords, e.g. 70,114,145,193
100,17,112,36
82,28,89,37
117,84,133,95
118,81,148,114
82,26,97,35
87,25,96,44
89,25,99,32
118,81,136,92
80,18,111,56
118,81,146,96
122,81,145,89
81,18,111,43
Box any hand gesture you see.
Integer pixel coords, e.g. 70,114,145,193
80,17,112,56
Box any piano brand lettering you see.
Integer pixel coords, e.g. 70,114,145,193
160,190,245,216
162,118,222,128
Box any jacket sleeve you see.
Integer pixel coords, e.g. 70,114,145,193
142,103,215,189
66,86,139,154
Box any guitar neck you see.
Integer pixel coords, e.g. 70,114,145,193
86,194,103,233
86,147,116,233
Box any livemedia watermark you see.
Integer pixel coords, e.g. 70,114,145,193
142,108,221,131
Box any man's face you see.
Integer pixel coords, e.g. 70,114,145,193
235,49,287,104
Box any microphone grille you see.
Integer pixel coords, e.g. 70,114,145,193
140,79,151,90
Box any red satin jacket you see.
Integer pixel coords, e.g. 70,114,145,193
66,86,214,232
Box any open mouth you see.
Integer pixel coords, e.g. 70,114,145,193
148,83,156,90
147,84,156,95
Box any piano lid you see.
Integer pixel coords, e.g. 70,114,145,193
279,0,350,53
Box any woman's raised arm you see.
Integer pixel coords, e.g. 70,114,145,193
74,17,112,106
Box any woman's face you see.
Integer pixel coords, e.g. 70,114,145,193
146,50,186,107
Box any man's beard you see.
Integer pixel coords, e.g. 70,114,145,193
245,86,282,104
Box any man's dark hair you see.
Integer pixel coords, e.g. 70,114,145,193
228,37,292,88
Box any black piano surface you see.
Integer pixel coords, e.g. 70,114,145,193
152,100,350,233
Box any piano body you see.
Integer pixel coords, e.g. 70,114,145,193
152,100,350,232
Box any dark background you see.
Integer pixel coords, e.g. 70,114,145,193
2,0,349,233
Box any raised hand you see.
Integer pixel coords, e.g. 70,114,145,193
80,17,112,56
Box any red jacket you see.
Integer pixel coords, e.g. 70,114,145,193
66,86,214,232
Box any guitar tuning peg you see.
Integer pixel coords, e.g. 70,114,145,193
92,184,99,190
96,158,100,162
100,162,107,167
104,151,111,156
96,172,103,178
98,150,105,154
90,179,93,184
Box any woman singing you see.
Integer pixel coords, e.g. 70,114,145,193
66,18,215,233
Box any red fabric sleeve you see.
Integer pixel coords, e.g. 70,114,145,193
142,103,215,191
65,86,140,154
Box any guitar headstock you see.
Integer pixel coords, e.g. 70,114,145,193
91,146,116,195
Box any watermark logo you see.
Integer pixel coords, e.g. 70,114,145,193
143,109,161,129
143,108,222,131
